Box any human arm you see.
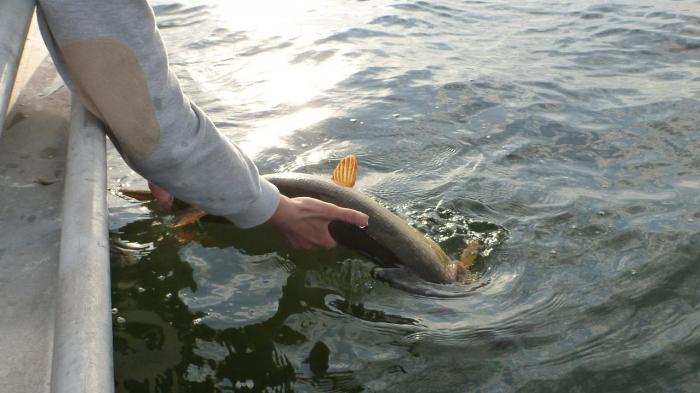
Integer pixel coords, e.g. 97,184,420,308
37,0,368,243
36,0,278,227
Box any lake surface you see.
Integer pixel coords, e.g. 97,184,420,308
107,0,700,391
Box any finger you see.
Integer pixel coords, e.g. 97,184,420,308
289,237,312,250
317,229,337,249
297,198,368,227
299,242,313,250
329,206,369,227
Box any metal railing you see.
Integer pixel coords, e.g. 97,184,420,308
1,2,113,393
52,98,113,393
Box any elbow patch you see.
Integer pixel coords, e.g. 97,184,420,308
62,38,160,162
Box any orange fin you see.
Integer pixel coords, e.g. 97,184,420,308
459,240,480,270
330,155,357,188
120,188,155,201
173,207,209,228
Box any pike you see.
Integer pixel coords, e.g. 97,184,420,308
122,156,479,283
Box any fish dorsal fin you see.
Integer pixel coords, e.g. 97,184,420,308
459,240,480,270
330,155,357,188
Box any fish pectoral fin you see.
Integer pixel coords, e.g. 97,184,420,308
330,155,357,188
173,207,209,228
459,240,480,270
120,188,155,201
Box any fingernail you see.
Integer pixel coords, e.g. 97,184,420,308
359,217,369,229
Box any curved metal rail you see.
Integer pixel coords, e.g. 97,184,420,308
51,98,113,393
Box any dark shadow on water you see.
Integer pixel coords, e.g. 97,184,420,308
110,215,435,392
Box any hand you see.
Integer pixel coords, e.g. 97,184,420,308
148,181,174,211
267,195,369,249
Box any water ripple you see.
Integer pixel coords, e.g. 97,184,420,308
109,0,700,391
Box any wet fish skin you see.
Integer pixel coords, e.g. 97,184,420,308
265,173,454,283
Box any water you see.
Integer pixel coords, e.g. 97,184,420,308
108,0,700,391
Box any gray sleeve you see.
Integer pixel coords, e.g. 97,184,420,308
35,0,280,228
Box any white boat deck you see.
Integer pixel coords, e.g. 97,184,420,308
0,37,69,393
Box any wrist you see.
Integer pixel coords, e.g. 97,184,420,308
267,194,293,228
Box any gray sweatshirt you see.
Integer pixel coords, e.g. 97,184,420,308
36,0,281,228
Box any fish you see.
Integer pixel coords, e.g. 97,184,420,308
121,155,479,283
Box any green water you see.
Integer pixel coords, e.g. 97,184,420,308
109,0,700,391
